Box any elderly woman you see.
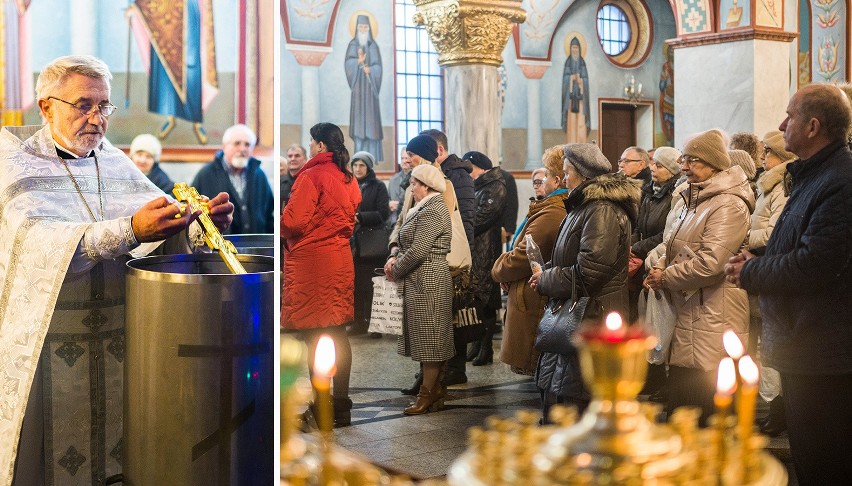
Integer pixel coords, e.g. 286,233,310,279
348,151,390,337
129,133,175,193
529,143,639,419
747,131,796,436
645,129,755,424
386,164,454,415
492,146,569,376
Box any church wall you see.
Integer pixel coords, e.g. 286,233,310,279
282,0,678,171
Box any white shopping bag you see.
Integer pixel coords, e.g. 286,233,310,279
368,276,403,335
640,288,677,365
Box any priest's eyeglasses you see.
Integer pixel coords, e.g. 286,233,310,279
47,96,117,118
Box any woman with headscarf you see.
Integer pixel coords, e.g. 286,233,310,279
644,129,754,425
348,151,390,337
529,143,639,420
492,145,568,376
386,164,454,415
282,123,362,427
747,130,797,436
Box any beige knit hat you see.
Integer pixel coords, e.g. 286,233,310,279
682,129,731,171
762,131,797,163
130,133,162,162
728,149,756,179
653,146,682,176
411,164,446,193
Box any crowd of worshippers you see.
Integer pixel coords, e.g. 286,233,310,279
282,84,852,486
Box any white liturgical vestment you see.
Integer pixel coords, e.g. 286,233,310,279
0,125,199,485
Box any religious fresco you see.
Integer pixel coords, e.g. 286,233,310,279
811,0,846,82
676,0,712,35
516,0,574,59
755,0,782,28
798,0,812,87
561,32,590,143
284,0,338,43
659,44,674,146
718,0,751,30
345,11,384,161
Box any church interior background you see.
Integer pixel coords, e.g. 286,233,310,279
1,0,275,186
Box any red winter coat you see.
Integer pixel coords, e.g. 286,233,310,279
281,152,362,329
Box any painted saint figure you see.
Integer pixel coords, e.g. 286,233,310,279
345,14,383,161
129,0,219,144
562,37,590,143
659,44,675,145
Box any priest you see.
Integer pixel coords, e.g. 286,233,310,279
0,55,234,485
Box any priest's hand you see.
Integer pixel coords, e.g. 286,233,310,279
131,197,201,243
205,192,234,231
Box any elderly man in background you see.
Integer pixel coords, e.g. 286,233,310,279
281,143,307,210
726,84,852,485
618,145,652,186
0,54,233,485
192,124,273,234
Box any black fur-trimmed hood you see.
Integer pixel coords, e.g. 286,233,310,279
565,173,642,224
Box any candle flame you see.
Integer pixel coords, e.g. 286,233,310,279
723,330,744,359
738,355,759,385
314,335,336,377
605,312,623,332
716,357,737,394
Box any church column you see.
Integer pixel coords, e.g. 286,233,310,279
287,46,331,149
414,0,525,165
516,61,550,169
670,32,796,147
70,0,97,55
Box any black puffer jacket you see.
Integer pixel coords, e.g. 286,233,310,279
631,176,678,258
535,174,640,400
352,170,391,263
472,168,507,309
441,154,475,250
741,141,852,374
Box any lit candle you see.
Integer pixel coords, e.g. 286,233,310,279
312,335,336,434
714,357,737,416
736,356,759,456
722,330,744,361
580,312,646,343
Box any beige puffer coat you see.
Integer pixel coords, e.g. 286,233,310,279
656,166,755,372
748,161,792,251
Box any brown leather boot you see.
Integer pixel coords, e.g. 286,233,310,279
403,385,445,415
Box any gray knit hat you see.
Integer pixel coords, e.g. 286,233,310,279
351,151,376,169
762,131,797,163
411,164,446,193
682,129,731,171
653,146,682,176
728,149,756,179
563,143,611,179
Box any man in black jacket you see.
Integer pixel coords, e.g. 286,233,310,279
617,146,652,186
420,129,475,386
281,143,307,210
726,84,852,485
192,124,274,234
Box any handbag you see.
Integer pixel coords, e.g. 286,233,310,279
442,182,472,274
534,266,603,354
640,288,676,365
356,225,391,260
367,276,403,335
452,270,483,343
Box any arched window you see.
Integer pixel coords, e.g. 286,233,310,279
597,4,631,56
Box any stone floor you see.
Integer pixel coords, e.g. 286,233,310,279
296,331,797,484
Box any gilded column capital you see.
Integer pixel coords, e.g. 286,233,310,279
412,0,526,67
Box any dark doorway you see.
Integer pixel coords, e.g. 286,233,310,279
600,103,636,172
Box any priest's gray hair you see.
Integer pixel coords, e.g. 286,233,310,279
35,55,113,100
222,124,257,147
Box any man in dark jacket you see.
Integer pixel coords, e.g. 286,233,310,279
617,146,652,186
726,84,852,485
420,129,476,386
499,168,519,249
192,124,274,234
463,151,507,366
281,143,307,210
